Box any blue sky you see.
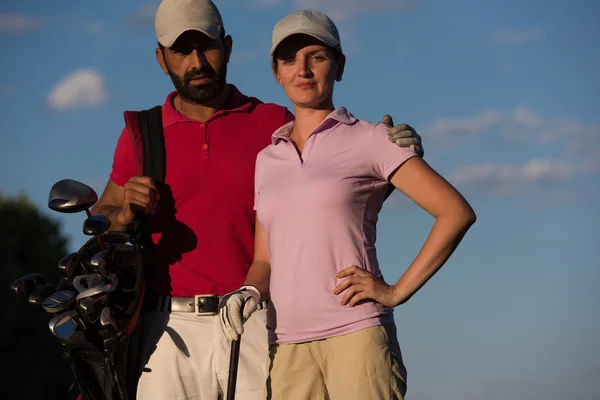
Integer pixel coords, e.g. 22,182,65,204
1,0,599,398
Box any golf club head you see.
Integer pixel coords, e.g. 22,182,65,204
90,249,112,276
48,310,79,340
90,249,111,267
28,283,55,306
41,290,77,313
75,283,113,302
100,307,120,335
11,273,47,301
58,252,80,279
82,215,111,236
79,293,109,323
56,277,73,292
72,273,105,293
48,179,97,214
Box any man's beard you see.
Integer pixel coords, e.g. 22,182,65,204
167,63,228,104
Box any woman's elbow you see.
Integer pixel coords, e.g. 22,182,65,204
438,200,476,231
457,203,477,230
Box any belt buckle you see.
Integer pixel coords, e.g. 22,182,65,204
194,294,218,316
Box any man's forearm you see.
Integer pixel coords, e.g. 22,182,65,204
244,260,271,302
91,205,132,232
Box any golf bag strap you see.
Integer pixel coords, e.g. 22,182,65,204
123,105,165,183
122,107,163,338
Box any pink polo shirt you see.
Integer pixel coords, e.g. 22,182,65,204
254,107,419,344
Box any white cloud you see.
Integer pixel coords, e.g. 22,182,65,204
429,110,503,137
0,13,44,33
493,29,545,45
294,0,416,22
450,159,588,198
511,106,542,128
47,69,108,111
428,107,598,159
425,105,599,198
427,107,600,186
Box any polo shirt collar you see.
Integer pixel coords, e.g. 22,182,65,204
161,84,253,126
271,107,357,145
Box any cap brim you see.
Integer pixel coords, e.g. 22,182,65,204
158,21,222,48
270,31,339,56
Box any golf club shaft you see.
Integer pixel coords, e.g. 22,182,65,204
227,338,241,400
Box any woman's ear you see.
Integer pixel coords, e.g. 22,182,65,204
272,64,283,86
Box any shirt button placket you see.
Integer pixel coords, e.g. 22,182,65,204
200,122,209,161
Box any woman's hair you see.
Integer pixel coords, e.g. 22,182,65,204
271,44,344,74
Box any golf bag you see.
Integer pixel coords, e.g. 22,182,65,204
63,106,166,400
62,230,148,400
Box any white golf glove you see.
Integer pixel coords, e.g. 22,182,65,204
383,115,424,157
218,285,261,342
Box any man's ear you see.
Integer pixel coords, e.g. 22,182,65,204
223,35,233,63
156,47,169,75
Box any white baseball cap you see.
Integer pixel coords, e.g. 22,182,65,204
155,0,224,48
270,10,342,56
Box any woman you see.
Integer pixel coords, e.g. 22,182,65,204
219,10,476,400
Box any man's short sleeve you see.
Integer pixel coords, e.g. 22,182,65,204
370,122,419,181
109,127,137,187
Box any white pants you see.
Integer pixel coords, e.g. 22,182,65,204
136,308,268,400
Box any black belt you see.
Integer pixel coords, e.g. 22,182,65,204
143,293,268,315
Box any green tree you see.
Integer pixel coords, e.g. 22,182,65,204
1,194,76,399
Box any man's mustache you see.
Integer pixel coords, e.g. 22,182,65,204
184,69,217,84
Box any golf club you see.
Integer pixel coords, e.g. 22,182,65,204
90,249,112,277
83,214,111,236
28,283,56,307
58,252,83,279
76,283,114,302
56,277,72,292
100,307,120,335
41,290,78,314
73,273,105,293
11,273,47,301
48,310,80,340
79,293,109,323
83,214,113,251
48,179,105,250
226,302,245,400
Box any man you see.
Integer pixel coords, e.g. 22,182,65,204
91,0,424,399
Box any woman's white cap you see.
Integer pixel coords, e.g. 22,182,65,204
270,10,341,56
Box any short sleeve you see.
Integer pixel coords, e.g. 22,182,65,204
370,122,419,181
109,127,137,187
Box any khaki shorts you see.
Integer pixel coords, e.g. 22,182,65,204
266,324,407,400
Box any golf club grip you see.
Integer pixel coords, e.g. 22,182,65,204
226,301,245,400
227,338,241,400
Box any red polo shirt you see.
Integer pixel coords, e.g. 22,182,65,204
110,85,294,297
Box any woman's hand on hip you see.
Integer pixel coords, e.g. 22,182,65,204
333,266,401,308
